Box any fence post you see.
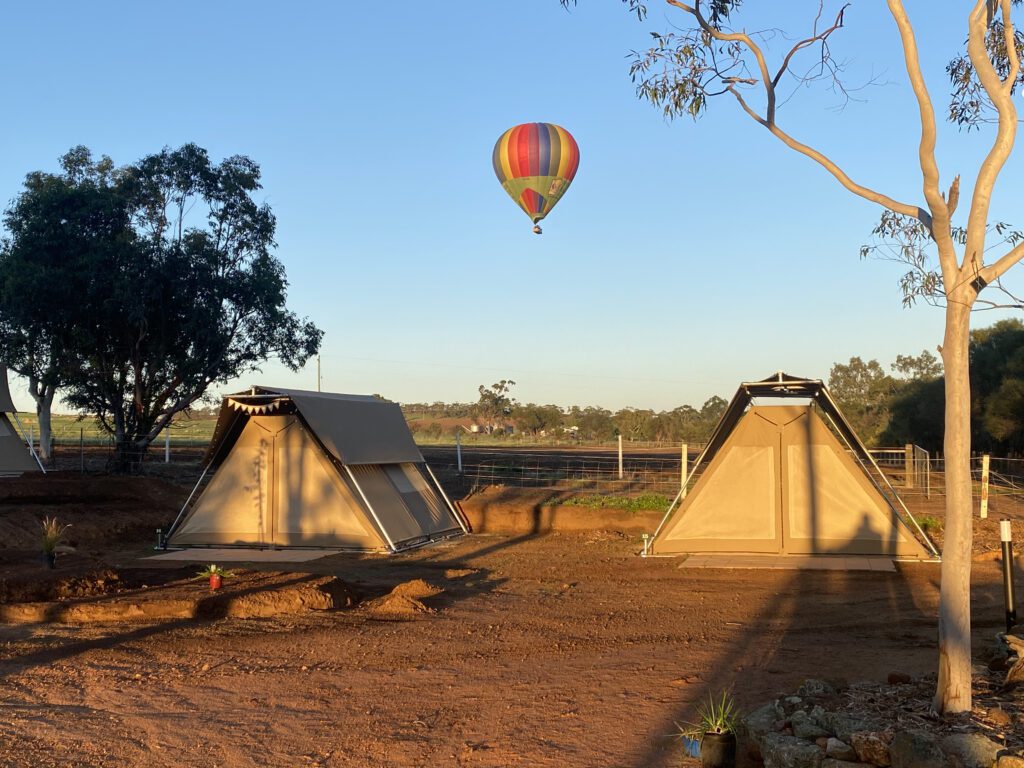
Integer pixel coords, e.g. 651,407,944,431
456,430,463,475
904,444,914,489
618,435,623,480
165,424,170,464
980,454,991,519
681,442,688,498
80,428,84,473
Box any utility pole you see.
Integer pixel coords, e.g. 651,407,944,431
317,355,321,393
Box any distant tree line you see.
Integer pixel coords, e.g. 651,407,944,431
403,380,728,443
405,319,1024,452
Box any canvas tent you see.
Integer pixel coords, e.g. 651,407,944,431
0,369,42,475
651,373,936,559
166,387,468,552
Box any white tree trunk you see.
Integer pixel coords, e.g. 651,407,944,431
28,378,55,463
934,299,973,713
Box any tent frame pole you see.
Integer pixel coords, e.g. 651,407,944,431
345,465,397,552
424,462,469,533
10,413,46,473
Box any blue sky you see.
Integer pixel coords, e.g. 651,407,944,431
2,2,1022,413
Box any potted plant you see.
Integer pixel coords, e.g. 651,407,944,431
195,564,232,590
677,690,740,768
40,516,71,569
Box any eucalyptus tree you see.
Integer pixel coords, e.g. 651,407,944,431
564,0,1024,713
0,148,128,460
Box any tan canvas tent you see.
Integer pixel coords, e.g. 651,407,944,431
166,387,468,552
0,369,42,475
652,373,936,559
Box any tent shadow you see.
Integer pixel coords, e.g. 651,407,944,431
626,558,939,768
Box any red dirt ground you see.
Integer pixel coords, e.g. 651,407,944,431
0,476,1019,767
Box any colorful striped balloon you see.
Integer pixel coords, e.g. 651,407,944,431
492,122,580,234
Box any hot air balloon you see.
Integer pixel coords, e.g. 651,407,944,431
492,122,579,234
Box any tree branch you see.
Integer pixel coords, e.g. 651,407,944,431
726,87,929,225
964,0,1019,269
887,0,957,280
668,0,928,228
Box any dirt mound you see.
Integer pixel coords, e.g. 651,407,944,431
212,577,357,619
389,579,443,599
363,579,443,619
0,570,357,624
365,594,435,619
0,475,186,550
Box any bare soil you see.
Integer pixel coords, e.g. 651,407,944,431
0,475,1019,767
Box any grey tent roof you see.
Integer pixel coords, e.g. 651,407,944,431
0,368,17,413
204,386,423,468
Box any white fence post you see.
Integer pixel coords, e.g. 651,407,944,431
681,442,688,497
456,430,463,474
618,435,623,480
980,454,991,519
164,425,170,463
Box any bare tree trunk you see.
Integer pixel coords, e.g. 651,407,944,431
934,298,974,713
28,376,55,463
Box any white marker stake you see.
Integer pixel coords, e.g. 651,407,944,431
980,454,991,519
681,443,689,497
618,435,623,480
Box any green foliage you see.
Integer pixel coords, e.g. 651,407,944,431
946,4,1024,130
40,516,71,554
563,494,670,512
917,515,943,535
676,690,740,739
475,380,517,427
195,564,233,579
828,358,896,446
1,144,323,471
514,403,565,436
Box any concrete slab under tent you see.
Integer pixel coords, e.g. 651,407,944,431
163,387,469,553
147,548,338,564
676,554,897,572
650,372,938,565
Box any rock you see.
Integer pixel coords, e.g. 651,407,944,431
887,671,913,685
799,679,838,699
814,735,828,748
823,713,885,744
740,702,782,760
939,733,1001,768
988,707,1013,727
1005,656,1024,687
823,761,876,768
761,731,826,768
988,656,1011,672
889,730,944,768
779,695,805,715
851,731,892,767
997,755,1024,768
792,710,832,740
826,738,859,762
826,677,851,692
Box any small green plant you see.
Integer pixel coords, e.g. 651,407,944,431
195,564,233,579
676,690,740,740
40,516,71,554
918,515,943,535
564,493,670,513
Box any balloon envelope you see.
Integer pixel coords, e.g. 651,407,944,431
492,123,580,225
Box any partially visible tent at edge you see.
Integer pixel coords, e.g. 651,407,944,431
652,373,937,559
166,387,468,552
0,369,42,475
